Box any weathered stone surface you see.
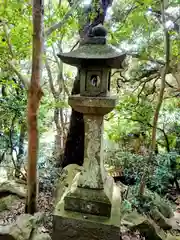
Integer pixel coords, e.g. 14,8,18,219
62,115,113,217
53,174,121,240
57,40,126,69
63,113,114,217
0,180,27,198
122,211,146,227
0,195,19,212
63,167,114,217
126,186,174,232
130,218,166,240
53,215,120,240
64,187,111,217
68,95,116,115
33,212,45,224
54,164,83,205
0,213,51,240
150,207,172,230
78,115,104,189
0,214,34,240
168,211,180,230
122,211,167,240
31,227,51,240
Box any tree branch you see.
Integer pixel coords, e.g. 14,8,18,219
2,23,14,58
44,56,57,98
7,61,30,89
124,117,170,152
53,42,70,97
151,0,170,152
52,44,61,70
2,22,30,89
45,0,82,37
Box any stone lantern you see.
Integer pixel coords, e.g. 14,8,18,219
58,26,125,98
53,25,126,240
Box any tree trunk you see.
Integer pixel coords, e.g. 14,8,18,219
15,121,26,178
62,0,113,168
25,0,44,214
139,0,170,196
45,43,67,164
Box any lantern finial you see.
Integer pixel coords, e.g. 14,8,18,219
91,24,107,37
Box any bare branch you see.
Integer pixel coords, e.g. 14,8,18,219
45,0,82,37
124,117,170,152
111,70,121,77
7,61,30,89
52,44,61,70
2,23,14,58
174,15,180,23
70,40,79,51
165,80,176,89
151,0,170,152
44,56,57,98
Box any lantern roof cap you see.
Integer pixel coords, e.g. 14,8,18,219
57,25,126,68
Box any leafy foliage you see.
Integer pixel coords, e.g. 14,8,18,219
106,149,180,194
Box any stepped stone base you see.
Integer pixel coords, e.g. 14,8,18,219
53,174,121,240
64,187,111,217
53,214,120,240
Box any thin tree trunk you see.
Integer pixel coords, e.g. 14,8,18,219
54,106,61,135
25,0,44,214
151,0,170,152
15,121,26,178
139,0,170,196
45,42,66,162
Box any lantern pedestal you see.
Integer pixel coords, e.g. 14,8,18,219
52,95,121,240
63,95,116,217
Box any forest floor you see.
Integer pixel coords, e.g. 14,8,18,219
0,178,55,234
0,189,145,240
0,161,179,240
0,168,146,240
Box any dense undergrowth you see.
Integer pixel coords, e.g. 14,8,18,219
105,149,180,195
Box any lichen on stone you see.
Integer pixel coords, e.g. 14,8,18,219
78,116,103,189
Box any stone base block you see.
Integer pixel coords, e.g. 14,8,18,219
53,175,121,240
53,214,120,240
64,187,111,217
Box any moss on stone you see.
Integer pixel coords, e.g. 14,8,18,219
0,195,19,212
58,44,126,68
59,44,123,60
64,186,111,217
